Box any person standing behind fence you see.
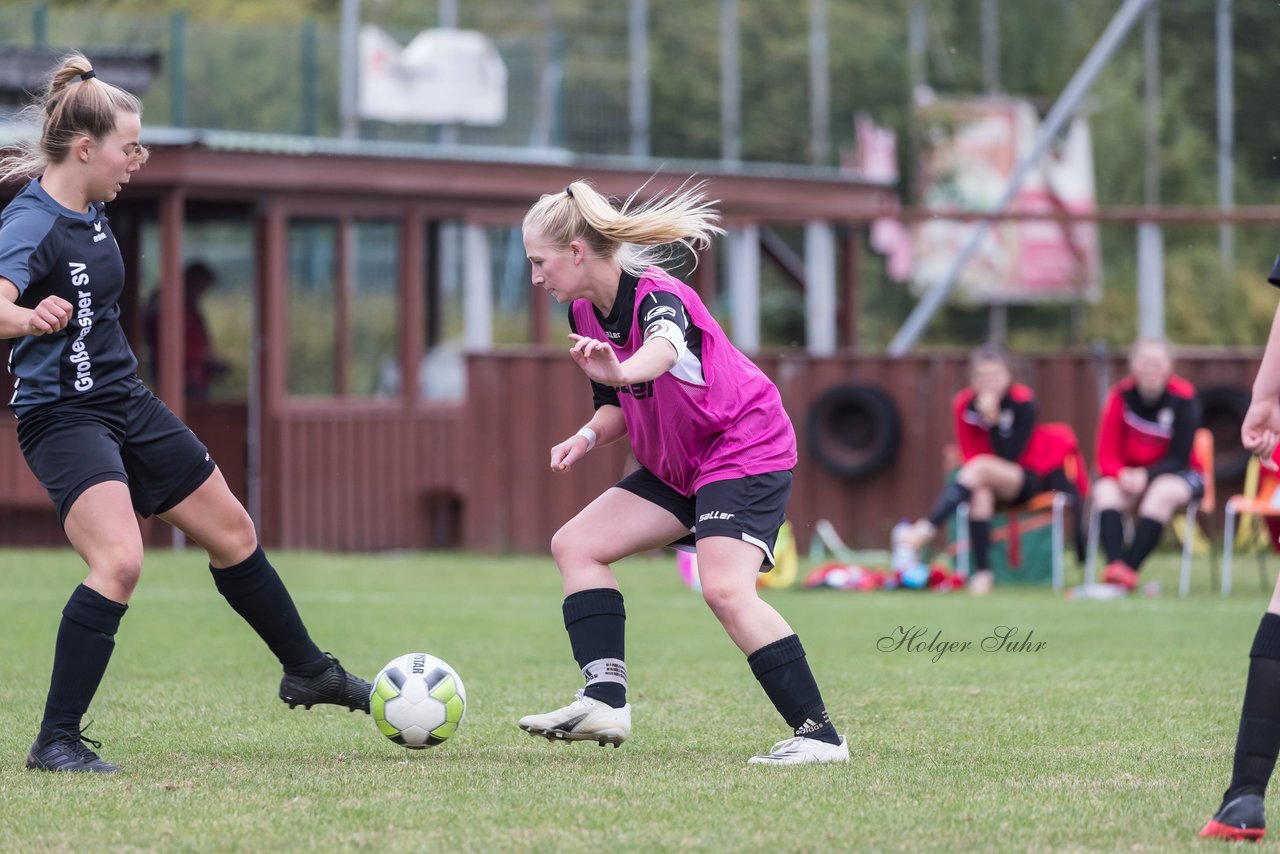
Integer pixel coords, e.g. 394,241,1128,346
1199,259,1280,842
517,178,847,765
898,344,1077,595
143,260,229,399
1092,339,1202,591
0,52,372,774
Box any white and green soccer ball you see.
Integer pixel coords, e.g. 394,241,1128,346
370,653,467,749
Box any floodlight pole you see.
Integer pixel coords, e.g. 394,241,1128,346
1216,0,1235,271
339,0,359,139
808,0,830,165
981,0,1000,94
439,0,460,145
720,0,741,164
888,0,1155,356
1137,1,1162,340
629,0,651,159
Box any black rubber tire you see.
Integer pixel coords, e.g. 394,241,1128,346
1198,384,1252,482
805,382,902,480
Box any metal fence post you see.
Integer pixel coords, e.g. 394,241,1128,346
301,18,318,136
33,3,47,48
170,10,187,128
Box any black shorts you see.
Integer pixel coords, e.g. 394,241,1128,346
615,467,792,568
1012,466,1047,505
16,380,216,525
1173,469,1206,501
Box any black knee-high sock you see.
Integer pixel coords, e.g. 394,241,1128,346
563,588,627,709
747,634,840,745
1227,614,1280,799
970,519,992,573
210,547,326,677
1100,509,1126,563
1124,517,1164,572
927,482,973,527
39,584,127,744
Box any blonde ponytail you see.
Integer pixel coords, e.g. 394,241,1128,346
0,51,147,184
523,178,724,276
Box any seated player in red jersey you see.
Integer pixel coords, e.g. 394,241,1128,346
900,343,1077,595
1092,338,1202,591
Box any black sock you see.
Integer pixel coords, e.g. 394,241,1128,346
747,634,840,745
210,547,327,677
1100,509,1125,563
1228,614,1280,799
1124,517,1164,572
927,482,973,527
970,519,991,573
39,584,127,743
563,588,627,709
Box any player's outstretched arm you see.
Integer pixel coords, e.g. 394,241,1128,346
550,404,625,473
0,279,72,339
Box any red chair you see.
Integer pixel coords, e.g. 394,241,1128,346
1222,448,1280,596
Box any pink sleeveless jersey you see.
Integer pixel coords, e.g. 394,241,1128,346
571,268,796,496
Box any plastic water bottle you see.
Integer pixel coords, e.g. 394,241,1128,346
899,561,930,589
890,519,918,572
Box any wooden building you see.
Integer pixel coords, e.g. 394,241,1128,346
3,131,951,552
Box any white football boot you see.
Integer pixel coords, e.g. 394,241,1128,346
748,735,849,766
518,689,631,747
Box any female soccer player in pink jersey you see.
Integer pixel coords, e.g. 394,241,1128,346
516,179,846,766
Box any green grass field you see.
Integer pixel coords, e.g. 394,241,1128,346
0,547,1273,852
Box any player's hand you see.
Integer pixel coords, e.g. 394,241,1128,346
550,433,591,472
1118,467,1148,494
1242,395,1280,471
26,296,73,335
568,333,626,387
975,391,1001,423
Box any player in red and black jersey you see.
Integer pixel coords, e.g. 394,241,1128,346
1092,339,1202,590
901,344,1075,595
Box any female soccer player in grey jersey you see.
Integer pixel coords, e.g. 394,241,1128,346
0,52,371,774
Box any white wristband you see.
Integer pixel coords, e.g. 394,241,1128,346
575,426,598,451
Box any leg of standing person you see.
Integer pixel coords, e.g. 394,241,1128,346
118,386,371,714
26,481,139,773
692,472,847,766
161,467,372,712
518,484,688,745
1199,574,1280,841
697,536,847,765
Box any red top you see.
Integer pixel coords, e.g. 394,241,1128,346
952,384,1071,476
1095,375,1202,478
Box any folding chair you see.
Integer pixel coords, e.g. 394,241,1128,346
1221,452,1280,596
1083,427,1216,597
955,422,1085,594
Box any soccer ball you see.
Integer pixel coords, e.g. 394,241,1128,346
370,653,467,749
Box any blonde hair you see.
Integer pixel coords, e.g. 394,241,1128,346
522,178,724,276
0,51,149,184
